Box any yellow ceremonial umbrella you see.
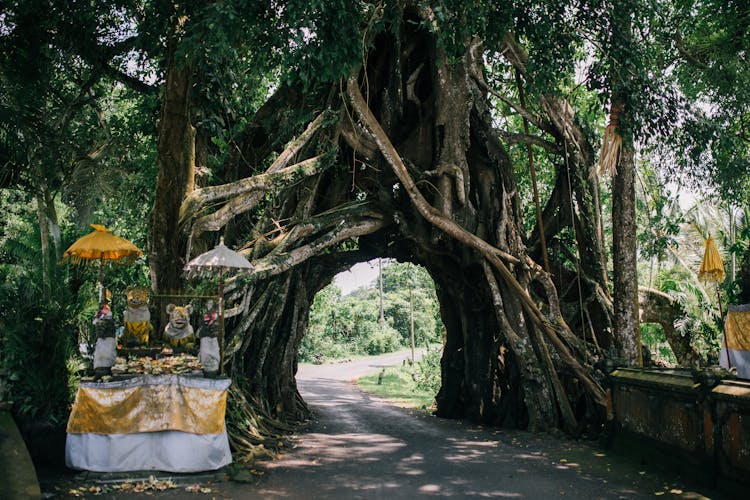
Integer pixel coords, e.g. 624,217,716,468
698,235,728,364
698,235,725,284
62,224,143,304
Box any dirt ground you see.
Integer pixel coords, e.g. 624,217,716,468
42,352,727,499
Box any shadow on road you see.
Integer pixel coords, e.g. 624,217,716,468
250,375,654,499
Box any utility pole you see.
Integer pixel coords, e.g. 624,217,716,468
378,258,385,323
730,207,736,282
409,269,415,364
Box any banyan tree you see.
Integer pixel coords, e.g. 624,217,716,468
150,2,635,436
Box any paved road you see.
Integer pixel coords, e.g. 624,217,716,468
230,352,715,499
295,349,427,381
54,351,720,499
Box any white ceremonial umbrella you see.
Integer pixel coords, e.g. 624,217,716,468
184,237,254,373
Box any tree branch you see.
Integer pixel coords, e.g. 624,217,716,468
346,75,521,266
100,64,157,94
181,112,327,222
247,217,386,281
675,30,710,70
497,130,560,153
185,155,327,235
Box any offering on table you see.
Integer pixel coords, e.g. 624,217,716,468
122,286,153,347
164,303,195,349
111,353,202,375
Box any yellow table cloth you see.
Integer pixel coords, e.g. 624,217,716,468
65,375,232,472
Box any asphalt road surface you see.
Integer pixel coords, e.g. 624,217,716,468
58,351,720,499
224,351,715,499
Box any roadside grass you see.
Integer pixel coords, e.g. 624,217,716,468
357,364,436,412
308,347,417,365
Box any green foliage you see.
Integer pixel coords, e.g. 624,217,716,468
646,265,723,362
656,0,750,202
0,192,85,425
413,346,442,394
358,363,437,410
639,323,677,365
357,346,443,409
299,283,401,360
362,322,402,355
636,163,683,261
300,261,443,362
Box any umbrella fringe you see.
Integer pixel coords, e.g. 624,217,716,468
698,269,726,283
61,254,140,266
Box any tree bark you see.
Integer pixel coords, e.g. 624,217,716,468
612,145,642,365
148,36,195,295
609,0,642,366
639,287,701,367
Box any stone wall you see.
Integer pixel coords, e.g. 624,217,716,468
609,368,750,489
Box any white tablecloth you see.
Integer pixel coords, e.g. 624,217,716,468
65,375,232,472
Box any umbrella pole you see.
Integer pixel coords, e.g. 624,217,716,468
717,285,731,369
98,257,105,306
219,278,224,376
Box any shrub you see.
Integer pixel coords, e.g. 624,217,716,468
414,346,442,394
362,322,401,355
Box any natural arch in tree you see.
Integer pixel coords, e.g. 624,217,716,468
169,7,621,435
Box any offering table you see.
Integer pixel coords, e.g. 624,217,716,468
65,374,232,472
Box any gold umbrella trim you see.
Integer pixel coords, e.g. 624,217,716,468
62,224,142,264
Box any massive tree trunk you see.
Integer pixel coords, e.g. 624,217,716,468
176,8,614,435
148,35,195,295
612,145,642,365
609,1,642,366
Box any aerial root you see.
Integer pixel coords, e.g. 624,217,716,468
226,384,296,463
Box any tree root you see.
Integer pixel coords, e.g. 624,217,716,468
226,384,296,463
347,74,606,417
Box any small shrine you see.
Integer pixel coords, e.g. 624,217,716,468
62,227,246,473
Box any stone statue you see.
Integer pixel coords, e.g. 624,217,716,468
198,306,220,376
122,286,153,347
164,303,195,348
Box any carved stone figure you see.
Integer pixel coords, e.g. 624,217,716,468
92,304,116,374
198,310,220,375
164,303,195,348
122,286,153,347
